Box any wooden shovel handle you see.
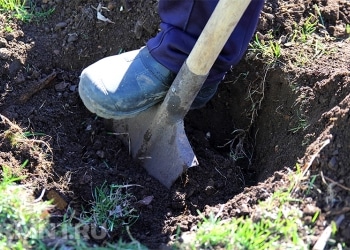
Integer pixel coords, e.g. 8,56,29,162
186,0,252,76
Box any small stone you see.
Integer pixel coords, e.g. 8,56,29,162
284,42,294,47
264,12,274,21
303,204,320,216
5,33,14,41
69,85,77,92
279,35,287,43
55,22,68,30
179,221,189,231
180,232,196,245
96,150,105,158
14,74,25,84
240,203,250,214
255,31,265,40
107,1,117,10
206,132,211,138
33,70,41,79
328,156,337,169
9,59,22,76
0,37,8,47
204,185,216,196
0,48,11,59
303,215,313,225
67,33,78,43
54,81,69,91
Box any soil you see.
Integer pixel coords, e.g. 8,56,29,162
1,0,350,248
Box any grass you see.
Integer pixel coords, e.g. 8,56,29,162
0,0,54,22
0,165,52,249
40,207,146,249
175,197,308,249
0,114,147,249
249,33,282,64
289,113,309,134
174,166,321,249
249,6,336,68
290,12,318,44
0,169,146,249
289,10,337,65
299,15,318,43
81,182,139,233
1,138,323,250
346,24,350,37
4,24,13,32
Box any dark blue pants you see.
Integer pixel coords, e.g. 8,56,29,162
147,0,265,86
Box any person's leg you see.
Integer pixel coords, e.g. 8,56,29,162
148,0,265,108
79,0,264,119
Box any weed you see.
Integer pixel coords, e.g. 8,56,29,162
269,40,282,59
289,112,309,134
219,129,253,165
312,210,320,223
249,33,282,64
81,182,139,233
291,15,318,44
313,4,325,27
0,0,55,22
0,0,21,11
346,24,350,36
304,174,319,195
301,16,318,42
294,51,311,66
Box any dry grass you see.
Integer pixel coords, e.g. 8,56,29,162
0,114,70,193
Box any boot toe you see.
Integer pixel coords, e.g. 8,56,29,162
78,48,175,119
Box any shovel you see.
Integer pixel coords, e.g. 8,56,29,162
112,0,252,188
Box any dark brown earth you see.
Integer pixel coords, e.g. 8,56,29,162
0,0,350,248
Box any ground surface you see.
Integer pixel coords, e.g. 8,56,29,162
0,0,350,248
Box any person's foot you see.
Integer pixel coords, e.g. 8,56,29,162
79,47,220,119
79,47,176,119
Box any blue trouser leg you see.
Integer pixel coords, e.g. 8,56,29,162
147,0,265,107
